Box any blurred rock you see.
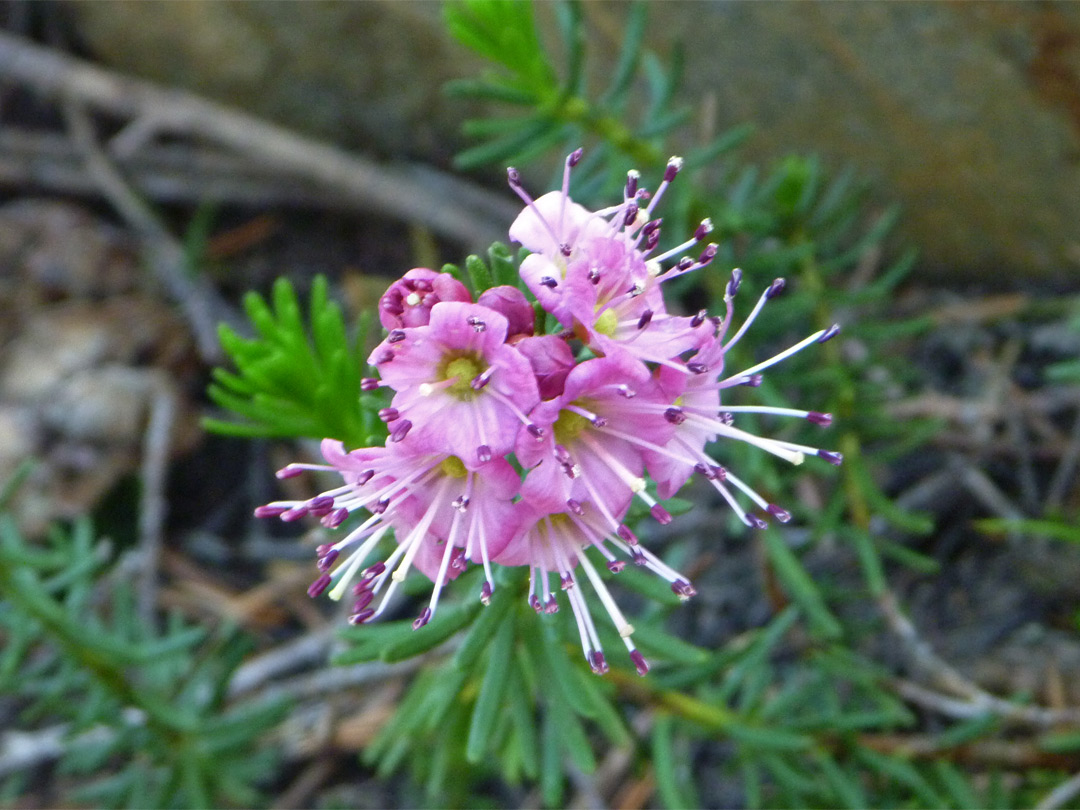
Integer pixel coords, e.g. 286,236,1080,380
65,1,482,163
0,200,201,536
65,2,1080,281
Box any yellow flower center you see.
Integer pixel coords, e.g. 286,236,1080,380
439,456,468,478
593,308,618,337
553,406,592,445
438,354,484,400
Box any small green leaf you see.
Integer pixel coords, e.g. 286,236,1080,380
465,609,515,762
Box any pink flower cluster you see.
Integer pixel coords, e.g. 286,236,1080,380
257,152,840,676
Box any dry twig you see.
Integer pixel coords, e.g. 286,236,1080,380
0,32,515,250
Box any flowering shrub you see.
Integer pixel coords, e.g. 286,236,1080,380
257,151,841,674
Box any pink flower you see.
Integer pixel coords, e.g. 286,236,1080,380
368,301,541,465
516,349,675,527
255,438,519,627
636,270,843,527
508,155,715,367
495,494,695,675
379,267,471,330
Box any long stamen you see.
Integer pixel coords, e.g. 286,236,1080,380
720,326,839,383
576,550,634,638
723,279,784,351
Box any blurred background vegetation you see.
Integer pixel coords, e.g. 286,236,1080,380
2,2,1080,808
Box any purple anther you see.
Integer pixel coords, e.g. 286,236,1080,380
651,504,673,525
818,449,844,465
588,268,602,285
713,465,727,481
767,504,792,523
664,407,686,425
540,276,558,289
361,377,380,392
687,362,709,374
348,608,375,625
623,203,639,227
480,581,493,605
818,324,841,343
697,243,718,265
554,444,572,465
275,465,304,480
471,369,494,390
467,316,486,333
693,463,712,479
749,515,768,530
544,597,559,615
412,607,432,630
527,423,545,440
378,407,399,423
607,560,626,574
727,268,743,297
560,573,574,590
741,374,764,387
322,507,349,529
637,310,653,330
641,218,662,238
766,278,786,299
631,547,647,566
353,578,373,596
591,415,608,428
625,172,639,198
560,243,573,257
617,524,639,544
644,230,662,252
390,419,413,442
664,156,683,182
676,256,694,272
807,411,833,427
363,562,386,578
630,650,650,676
373,349,394,365
352,590,374,612
413,279,433,293
452,495,470,512
507,166,521,186
567,499,585,516
568,147,583,167
477,445,492,463
356,469,375,486
307,573,332,598
387,329,406,344
617,384,636,398
530,594,542,613
371,497,390,515
690,309,708,328
450,548,467,571
694,218,714,241
671,579,697,599
253,504,288,518
718,412,734,425
316,548,340,573
280,506,309,522
589,651,610,675
380,297,404,316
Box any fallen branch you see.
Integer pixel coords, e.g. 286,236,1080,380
0,32,516,251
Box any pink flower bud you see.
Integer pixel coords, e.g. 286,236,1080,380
478,286,535,339
378,268,470,330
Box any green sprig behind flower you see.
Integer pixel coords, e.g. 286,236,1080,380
204,275,383,448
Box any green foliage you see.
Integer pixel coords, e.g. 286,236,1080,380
445,0,749,178
0,513,287,808
205,275,384,447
